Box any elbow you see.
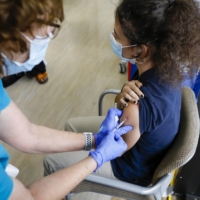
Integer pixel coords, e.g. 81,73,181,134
14,123,39,154
26,185,37,200
15,139,36,154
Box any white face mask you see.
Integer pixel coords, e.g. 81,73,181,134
18,32,51,70
2,34,52,76
110,32,137,64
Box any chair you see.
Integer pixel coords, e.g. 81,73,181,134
66,87,199,200
98,89,120,116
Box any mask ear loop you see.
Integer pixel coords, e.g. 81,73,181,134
136,57,146,65
48,17,62,39
135,44,149,64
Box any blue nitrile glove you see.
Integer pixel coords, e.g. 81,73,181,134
94,108,123,147
89,125,132,171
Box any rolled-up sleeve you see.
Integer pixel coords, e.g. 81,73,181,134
0,144,13,200
0,79,11,111
138,87,163,134
0,166,13,200
139,98,152,134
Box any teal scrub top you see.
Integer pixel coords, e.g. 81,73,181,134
0,79,13,200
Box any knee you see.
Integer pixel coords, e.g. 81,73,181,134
43,154,57,176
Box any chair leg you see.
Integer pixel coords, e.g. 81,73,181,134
167,169,179,200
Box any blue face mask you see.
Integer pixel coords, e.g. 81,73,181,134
110,32,137,64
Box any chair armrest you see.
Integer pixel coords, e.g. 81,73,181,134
98,89,121,116
85,173,172,196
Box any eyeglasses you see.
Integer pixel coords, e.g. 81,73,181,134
48,17,62,39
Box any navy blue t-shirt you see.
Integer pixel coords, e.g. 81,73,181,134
111,68,181,186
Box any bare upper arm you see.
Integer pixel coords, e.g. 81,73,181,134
0,101,33,152
120,102,141,152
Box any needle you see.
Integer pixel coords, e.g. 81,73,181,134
114,118,126,131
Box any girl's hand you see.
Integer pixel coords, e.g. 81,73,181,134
121,80,144,106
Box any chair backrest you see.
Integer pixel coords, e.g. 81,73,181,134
152,87,199,184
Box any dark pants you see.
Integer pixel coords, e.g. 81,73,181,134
26,61,46,77
2,61,46,88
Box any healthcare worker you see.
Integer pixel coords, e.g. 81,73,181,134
0,94,130,200
0,0,132,199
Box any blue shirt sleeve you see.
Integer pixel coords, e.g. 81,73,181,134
0,80,13,199
0,79,11,111
138,86,166,134
138,97,152,134
0,145,14,200
138,86,157,134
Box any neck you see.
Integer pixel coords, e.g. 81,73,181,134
136,58,155,75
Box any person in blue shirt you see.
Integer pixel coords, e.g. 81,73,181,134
43,0,200,188
0,1,131,199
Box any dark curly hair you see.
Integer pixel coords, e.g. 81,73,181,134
0,0,64,76
116,0,200,86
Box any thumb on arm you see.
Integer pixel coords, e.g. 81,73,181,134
107,108,123,118
114,134,128,149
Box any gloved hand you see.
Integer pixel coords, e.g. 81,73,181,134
89,125,132,171
94,108,123,147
